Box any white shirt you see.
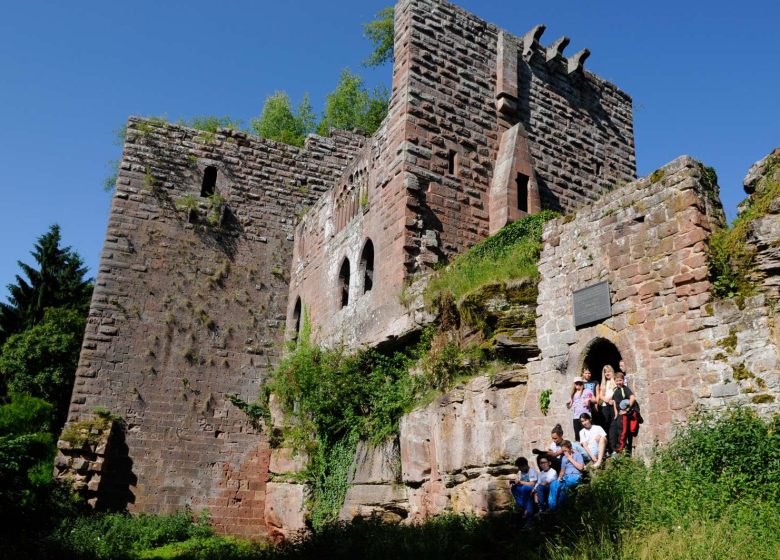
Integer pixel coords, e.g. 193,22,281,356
537,468,557,485
579,424,607,447
518,467,538,484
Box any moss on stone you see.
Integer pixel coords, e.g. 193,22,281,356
732,363,753,381
751,394,775,404
60,415,114,448
717,328,738,354
650,169,665,184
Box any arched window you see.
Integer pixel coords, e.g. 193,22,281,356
338,259,351,308
360,239,374,294
201,166,217,197
291,297,302,343
580,337,623,385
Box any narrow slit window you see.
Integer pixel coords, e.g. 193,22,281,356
338,259,350,308
201,166,217,197
448,150,459,175
516,173,529,213
360,240,374,294
291,297,302,342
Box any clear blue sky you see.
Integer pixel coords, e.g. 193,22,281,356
1,0,778,301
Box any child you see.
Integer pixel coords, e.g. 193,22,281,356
578,412,607,467
566,377,595,441
610,372,639,454
509,456,538,527
548,440,585,510
582,368,600,417
533,456,557,512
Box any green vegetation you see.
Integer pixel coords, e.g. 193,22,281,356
261,316,484,528
708,154,779,298
317,70,389,136
425,211,559,305
16,407,772,559
179,115,242,133
363,7,394,67
539,388,552,415
251,92,316,148
0,307,86,427
0,224,92,345
55,509,213,560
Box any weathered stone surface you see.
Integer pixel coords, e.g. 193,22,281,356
339,484,409,522
264,482,308,543
348,438,400,484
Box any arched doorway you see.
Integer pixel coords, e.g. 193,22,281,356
580,337,623,384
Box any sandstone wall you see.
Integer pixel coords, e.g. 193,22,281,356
63,118,362,536
310,155,780,529
289,0,636,347
525,156,780,454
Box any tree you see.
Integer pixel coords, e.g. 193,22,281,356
0,225,92,344
317,70,389,136
0,307,87,428
251,92,315,148
363,7,395,67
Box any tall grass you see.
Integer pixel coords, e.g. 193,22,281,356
425,210,558,304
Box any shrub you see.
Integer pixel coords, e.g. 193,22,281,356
56,509,213,560
708,154,780,298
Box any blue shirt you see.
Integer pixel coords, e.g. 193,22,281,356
561,452,584,478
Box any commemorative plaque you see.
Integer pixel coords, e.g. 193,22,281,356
572,281,611,328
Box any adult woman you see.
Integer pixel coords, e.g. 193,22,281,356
566,377,595,441
599,364,617,438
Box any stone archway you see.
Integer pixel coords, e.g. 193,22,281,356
580,337,623,385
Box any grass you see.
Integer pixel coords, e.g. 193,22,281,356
425,211,558,305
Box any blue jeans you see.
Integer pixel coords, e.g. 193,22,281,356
511,484,534,522
534,483,551,511
548,475,581,510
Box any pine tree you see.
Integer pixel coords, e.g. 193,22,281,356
0,225,93,345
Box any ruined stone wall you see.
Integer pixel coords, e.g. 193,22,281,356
303,156,780,529
525,156,779,453
402,0,635,262
289,0,636,347
64,118,362,537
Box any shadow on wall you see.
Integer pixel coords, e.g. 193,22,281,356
96,423,137,511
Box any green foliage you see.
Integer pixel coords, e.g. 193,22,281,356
425,211,559,305
178,115,242,133
226,390,270,430
0,307,86,427
266,318,486,529
363,7,394,68
137,535,267,560
205,192,226,228
251,92,315,148
539,388,552,415
0,224,92,345
317,70,389,136
56,509,213,560
175,194,199,214
59,413,114,448
708,154,780,298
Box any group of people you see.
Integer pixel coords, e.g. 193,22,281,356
509,360,642,527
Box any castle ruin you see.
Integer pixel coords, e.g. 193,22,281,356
57,0,780,540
